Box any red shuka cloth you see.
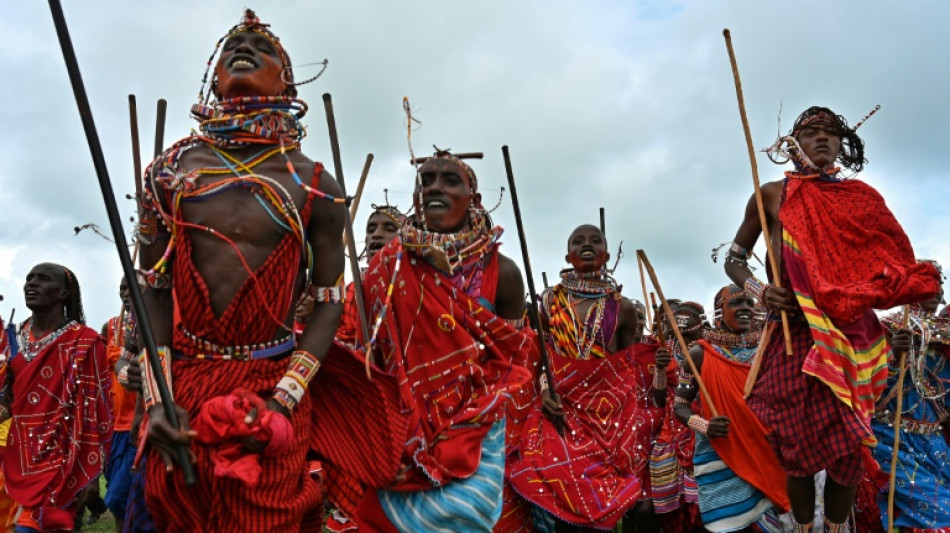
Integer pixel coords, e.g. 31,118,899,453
2,322,113,531
779,177,940,325
508,343,672,529
360,241,535,492
696,340,789,512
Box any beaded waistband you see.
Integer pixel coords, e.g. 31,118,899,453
875,412,943,435
176,330,296,361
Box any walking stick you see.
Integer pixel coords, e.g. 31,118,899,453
743,321,774,398
637,250,718,416
502,145,563,435
342,154,374,247
638,254,653,331
542,272,549,289
47,0,195,485
322,94,374,378
599,207,606,239
722,28,792,355
154,99,167,159
887,304,912,531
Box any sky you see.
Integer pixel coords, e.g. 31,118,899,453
1,0,947,330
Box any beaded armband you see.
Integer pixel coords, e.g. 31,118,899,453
652,367,667,390
117,364,130,386
137,270,172,290
687,414,709,436
724,241,751,266
743,276,769,302
139,346,173,410
312,286,344,304
539,373,550,393
674,395,691,406
272,349,322,411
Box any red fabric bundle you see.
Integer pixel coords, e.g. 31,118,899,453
780,177,940,325
192,388,293,487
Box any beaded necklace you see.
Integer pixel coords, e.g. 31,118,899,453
558,268,619,299
17,319,76,363
141,96,347,331
400,210,501,277
703,326,760,351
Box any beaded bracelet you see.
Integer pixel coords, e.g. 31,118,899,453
652,367,667,390
272,349,322,411
674,395,691,406
743,276,769,302
139,346,173,410
687,414,709,436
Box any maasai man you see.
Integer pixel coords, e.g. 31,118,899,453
869,261,950,531
137,9,345,532
649,301,707,533
725,106,941,531
0,263,113,532
334,204,405,346
348,148,535,532
509,224,671,533
675,285,789,532
100,278,137,531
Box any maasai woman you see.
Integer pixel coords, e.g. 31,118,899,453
0,263,113,532
649,301,707,533
509,224,671,533
674,285,789,532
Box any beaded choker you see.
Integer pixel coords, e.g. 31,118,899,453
17,319,76,363
558,269,619,299
191,96,308,148
703,327,760,350
401,211,501,275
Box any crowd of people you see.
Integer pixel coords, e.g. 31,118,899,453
0,8,947,533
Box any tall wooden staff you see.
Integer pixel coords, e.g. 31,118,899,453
322,94,374,378
638,250,718,416
887,305,912,531
599,207,606,239
502,145,563,435
722,28,792,355
638,254,653,330
47,0,195,485
342,154,374,247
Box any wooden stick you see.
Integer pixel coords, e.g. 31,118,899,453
599,207,606,239
153,99,167,159
128,95,142,200
48,0,195,485
638,250,718,416
722,29,793,355
638,254,653,330
342,153,374,247
542,272,549,289
322,94,374,379
743,320,774,397
887,305,911,531
502,145,563,435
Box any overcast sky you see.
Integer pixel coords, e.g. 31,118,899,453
2,1,947,330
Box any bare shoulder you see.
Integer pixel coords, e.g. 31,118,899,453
688,343,705,369
496,251,524,287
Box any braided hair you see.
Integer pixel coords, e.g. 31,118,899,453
790,106,867,172
61,266,86,325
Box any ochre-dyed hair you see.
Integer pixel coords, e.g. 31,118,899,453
790,106,867,172
59,265,86,325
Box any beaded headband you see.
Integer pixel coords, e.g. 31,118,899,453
412,148,482,194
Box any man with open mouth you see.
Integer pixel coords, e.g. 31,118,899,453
136,9,345,532
508,223,671,533
674,284,790,531
349,148,536,532
725,106,941,532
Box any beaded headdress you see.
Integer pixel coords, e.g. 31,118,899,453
197,9,326,105
762,105,878,174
